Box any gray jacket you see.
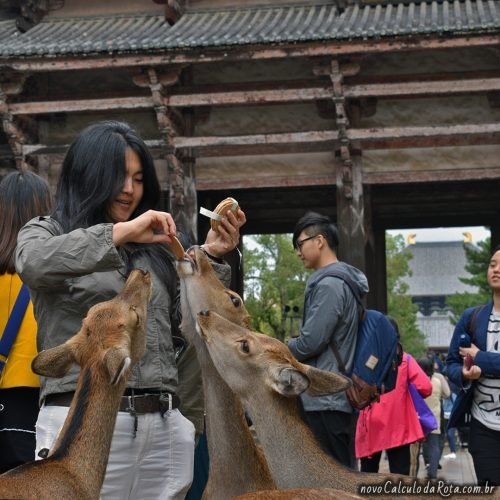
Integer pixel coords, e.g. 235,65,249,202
288,261,369,413
15,216,229,409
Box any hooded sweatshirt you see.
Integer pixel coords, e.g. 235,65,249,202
288,261,369,412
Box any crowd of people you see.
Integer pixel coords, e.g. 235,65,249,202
289,212,500,487
1,119,499,498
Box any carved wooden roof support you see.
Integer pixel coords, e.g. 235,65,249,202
152,0,185,26
136,66,198,244
326,60,367,275
0,77,38,171
15,0,63,32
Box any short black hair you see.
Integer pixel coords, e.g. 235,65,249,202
417,356,434,377
292,211,339,253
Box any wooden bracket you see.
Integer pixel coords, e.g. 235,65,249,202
152,0,186,26
16,0,64,32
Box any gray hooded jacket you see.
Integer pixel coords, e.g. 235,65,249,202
288,261,369,413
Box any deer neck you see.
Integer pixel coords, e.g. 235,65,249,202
49,368,126,498
244,389,355,491
183,316,275,497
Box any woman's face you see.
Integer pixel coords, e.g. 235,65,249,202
488,250,500,292
109,148,144,223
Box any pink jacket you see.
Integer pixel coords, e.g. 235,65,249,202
355,353,433,459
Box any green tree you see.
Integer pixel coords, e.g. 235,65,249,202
386,233,427,357
243,234,309,341
447,237,491,323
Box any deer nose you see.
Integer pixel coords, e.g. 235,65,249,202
199,310,210,317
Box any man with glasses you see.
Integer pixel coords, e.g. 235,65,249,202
288,212,369,469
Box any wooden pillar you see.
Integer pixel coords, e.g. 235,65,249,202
365,229,388,312
363,185,388,312
330,60,366,274
335,154,366,272
490,222,500,252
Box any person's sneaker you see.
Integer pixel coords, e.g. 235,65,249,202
444,452,456,460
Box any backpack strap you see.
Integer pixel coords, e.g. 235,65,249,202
315,270,363,374
0,284,31,374
317,269,364,308
467,304,486,341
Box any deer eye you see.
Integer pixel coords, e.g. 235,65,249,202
231,296,241,308
240,340,250,353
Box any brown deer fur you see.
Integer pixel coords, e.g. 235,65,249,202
234,488,363,499
196,310,498,500
0,269,152,500
176,247,276,499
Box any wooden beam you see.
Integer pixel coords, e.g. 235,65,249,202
350,123,500,141
365,167,500,185
166,84,332,107
9,74,500,117
346,77,500,99
9,96,154,115
196,173,336,191
173,123,500,155
2,35,498,73
22,139,166,156
196,166,500,191
174,130,338,150
22,123,500,158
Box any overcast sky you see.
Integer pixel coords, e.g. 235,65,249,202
387,226,490,245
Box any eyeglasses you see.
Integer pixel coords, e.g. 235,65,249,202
295,235,318,251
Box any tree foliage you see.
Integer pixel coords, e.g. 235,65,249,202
243,232,427,357
243,234,310,341
386,233,427,357
446,237,492,324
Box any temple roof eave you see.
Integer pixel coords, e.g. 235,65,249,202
0,2,499,63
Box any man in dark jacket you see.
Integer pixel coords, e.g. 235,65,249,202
288,212,368,469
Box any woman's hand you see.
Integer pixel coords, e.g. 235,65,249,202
202,207,247,258
459,344,480,360
462,364,482,380
112,210,176,247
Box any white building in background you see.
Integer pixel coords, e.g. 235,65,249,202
403,236,479,351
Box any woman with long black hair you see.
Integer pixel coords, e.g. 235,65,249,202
16,120,245,499
0,171,52,473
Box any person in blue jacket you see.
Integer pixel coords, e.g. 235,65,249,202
446,244,500,486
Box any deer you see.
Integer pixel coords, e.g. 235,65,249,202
176,247,277,499
196,310,497,500
234,488,362,499
0,269,152,500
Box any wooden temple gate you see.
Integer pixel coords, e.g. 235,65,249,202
1,0,500,309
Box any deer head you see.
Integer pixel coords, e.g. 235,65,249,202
32,269,152,385
196,310,351,399
177,246,251,329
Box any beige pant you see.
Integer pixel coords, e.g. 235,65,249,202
36,404,195,500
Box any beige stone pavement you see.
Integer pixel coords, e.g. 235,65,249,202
377,442,477,485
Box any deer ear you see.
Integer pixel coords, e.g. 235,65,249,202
32,344,76,378
302,364,352,396
269,367,310,396
104,347,131,385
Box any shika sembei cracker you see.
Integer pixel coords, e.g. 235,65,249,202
168,235,185,260
199,197,239,231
